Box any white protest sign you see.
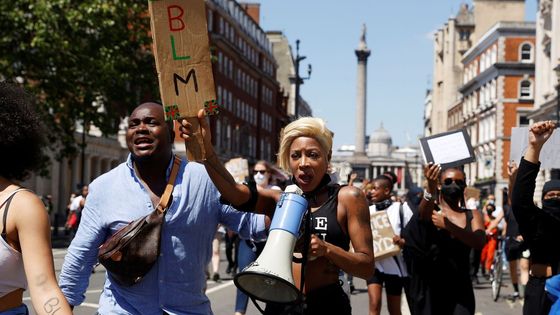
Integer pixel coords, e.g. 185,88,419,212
419,129,475,168
370,211,400,260
225,158,249,184
510,127,560,169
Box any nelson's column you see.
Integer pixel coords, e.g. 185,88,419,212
352,24,372,178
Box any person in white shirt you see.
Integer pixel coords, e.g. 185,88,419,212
367,175,413,315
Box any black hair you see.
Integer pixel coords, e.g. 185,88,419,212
374,175,393,190
0,82,47,181
382,171,397,185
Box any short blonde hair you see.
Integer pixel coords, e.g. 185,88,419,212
277,117,333,172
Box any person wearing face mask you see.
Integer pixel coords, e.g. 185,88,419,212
367,176,413,315
402,164,485,315
511,120,560,315
233,160,281,315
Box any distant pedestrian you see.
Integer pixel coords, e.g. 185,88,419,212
65,185,88,238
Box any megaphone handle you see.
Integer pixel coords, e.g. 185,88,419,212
250,296,267,315
299,206,313,296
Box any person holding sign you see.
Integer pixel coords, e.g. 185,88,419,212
402,164,485,315
0,82,72,315
366,175,413,315
59,102,268,314
511,120,560,315
181,112,374,315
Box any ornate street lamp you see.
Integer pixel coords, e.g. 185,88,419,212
291,39,311,119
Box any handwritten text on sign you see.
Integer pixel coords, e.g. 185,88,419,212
370,211,400,260
149,0,218,120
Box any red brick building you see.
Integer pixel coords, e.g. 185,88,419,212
448,21,535,203
199,1,287,163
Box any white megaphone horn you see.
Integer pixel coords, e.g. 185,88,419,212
234,184,308,304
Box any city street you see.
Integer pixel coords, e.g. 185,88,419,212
24,240,524,315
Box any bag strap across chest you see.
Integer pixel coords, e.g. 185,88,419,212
156,155,182,214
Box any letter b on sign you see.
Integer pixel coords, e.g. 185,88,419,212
167,5,185,31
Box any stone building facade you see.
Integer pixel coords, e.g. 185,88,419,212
427,1,526,137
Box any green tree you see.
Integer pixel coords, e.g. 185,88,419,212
0,0,159,160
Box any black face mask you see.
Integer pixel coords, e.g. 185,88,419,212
375,199,392,210
441,182,464,203
542,198,560,222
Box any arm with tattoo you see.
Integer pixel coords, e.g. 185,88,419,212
14,192,73,315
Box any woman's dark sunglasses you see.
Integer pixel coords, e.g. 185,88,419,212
254,170,267,174
443,178,466,186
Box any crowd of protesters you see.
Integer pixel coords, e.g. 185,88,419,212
2,81,560,315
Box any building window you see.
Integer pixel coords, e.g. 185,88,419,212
491,45,497,64
520,43,532,62
207,10,213,32
519,80,532,99
519,115,530,126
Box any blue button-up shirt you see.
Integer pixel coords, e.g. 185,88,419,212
59,155,266,314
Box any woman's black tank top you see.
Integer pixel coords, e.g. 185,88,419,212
310,185,350,251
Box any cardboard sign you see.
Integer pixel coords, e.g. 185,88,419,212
225,158,249,184
370,210,400,260
510,127,560,169
149,0,218,161
464,186,481,201
419,128,476,168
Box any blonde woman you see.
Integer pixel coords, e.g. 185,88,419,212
181,112,374,314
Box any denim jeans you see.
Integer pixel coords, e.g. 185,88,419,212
0,305,28,315
235,240,264,313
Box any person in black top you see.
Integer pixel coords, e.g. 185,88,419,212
403,164,485,315
181,113,374,315
511,120,560,315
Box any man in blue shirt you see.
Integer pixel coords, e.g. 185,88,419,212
59,102,267,314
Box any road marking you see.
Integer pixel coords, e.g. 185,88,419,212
80,302,100,308
52,249,67,256
206,280,234,294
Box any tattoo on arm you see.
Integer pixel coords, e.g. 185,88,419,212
43,297,61,315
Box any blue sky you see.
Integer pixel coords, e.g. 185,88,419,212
258,0,538,152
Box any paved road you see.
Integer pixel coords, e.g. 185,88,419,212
24,243,524,315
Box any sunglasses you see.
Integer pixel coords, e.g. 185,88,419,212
254,170,267,174
443,178,466,186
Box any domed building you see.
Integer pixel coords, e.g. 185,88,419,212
331,123,423,195
368,123,392,157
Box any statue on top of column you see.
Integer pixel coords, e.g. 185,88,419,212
358,23,368,50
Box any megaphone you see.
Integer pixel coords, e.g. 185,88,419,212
234,185,308,304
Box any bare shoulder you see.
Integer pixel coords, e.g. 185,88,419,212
10,190,48,223
338,186,368,213
338,185,364,200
